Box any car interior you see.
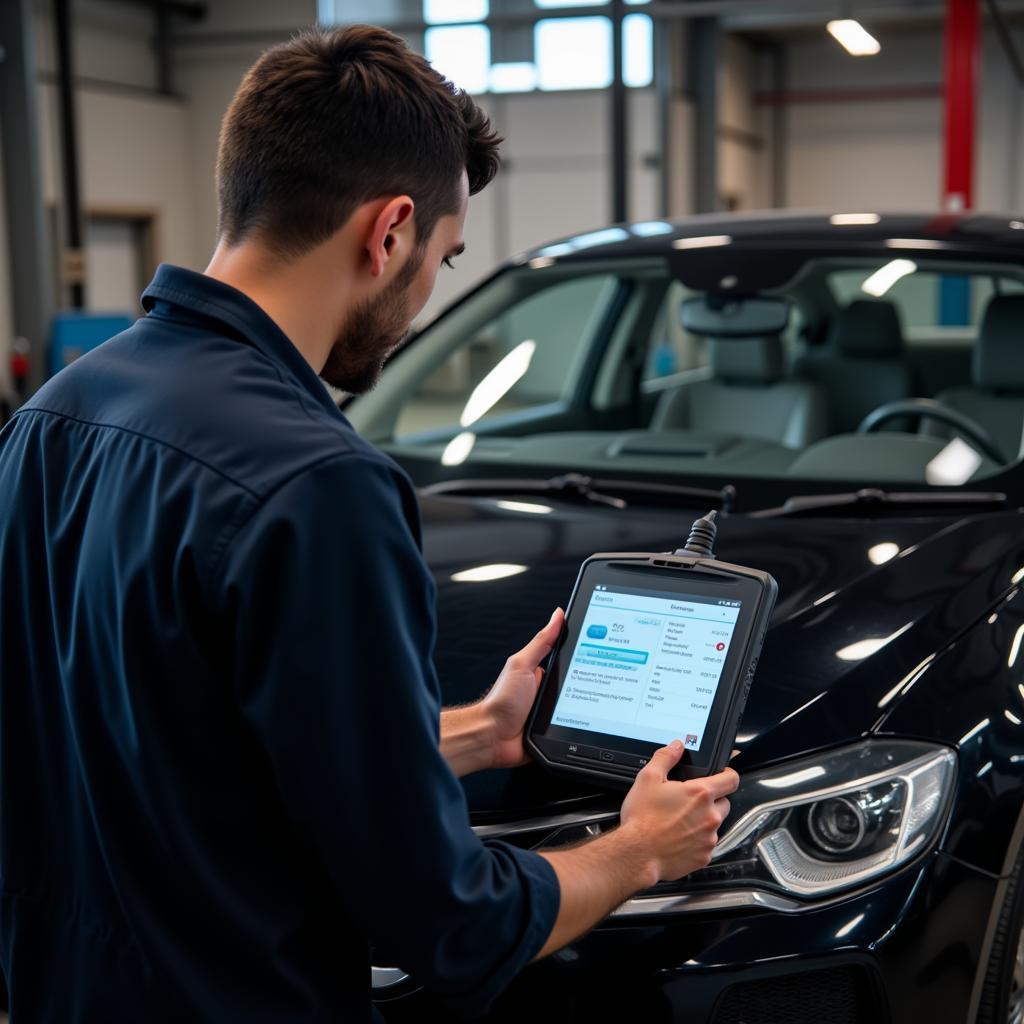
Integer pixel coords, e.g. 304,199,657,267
349,253,1024,487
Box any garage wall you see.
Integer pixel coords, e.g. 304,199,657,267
0,0,198,394
33,1,197,302
773,25,1024,213
720,35,769,212
175,0,319,269
173,0,664,324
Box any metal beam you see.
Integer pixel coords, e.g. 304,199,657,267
0,0,54,394
171,0,1024,46
54,0,85,308
691,14,720,214
610,0,628,223
654,12,674,217
943,0,980,212
769,42,787,208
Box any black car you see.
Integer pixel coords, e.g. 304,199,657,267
346,212,1024,1023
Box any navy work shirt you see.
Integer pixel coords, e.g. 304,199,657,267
0,265,559,1022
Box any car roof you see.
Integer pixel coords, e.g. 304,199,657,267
513,210,1024,264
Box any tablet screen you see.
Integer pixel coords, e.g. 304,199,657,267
550,583,742,751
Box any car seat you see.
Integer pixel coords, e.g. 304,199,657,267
931,294,1024,462
650,335,826,449
793,299,913,434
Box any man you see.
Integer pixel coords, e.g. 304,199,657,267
0,25,738,1022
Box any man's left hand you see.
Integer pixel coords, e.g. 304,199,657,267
440,608,564,777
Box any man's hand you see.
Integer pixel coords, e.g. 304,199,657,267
480,607,564,770
535,743,739,959
618,740,739,883
439,608,563,777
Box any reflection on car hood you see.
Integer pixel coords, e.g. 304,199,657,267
421,494,1024,817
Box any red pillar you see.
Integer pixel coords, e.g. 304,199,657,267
942,0,980,213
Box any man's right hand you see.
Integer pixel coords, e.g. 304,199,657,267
619,740,740,885
535,743,740,959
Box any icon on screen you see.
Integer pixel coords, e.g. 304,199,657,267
716,642,726,652
685,734,699,749
587,624,609,639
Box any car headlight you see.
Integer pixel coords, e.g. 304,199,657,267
684,740,956,899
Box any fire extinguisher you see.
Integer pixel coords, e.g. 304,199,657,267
10,336,30,402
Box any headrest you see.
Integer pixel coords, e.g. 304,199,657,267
833,300,904,357
710,336,783,384
975,295,1024,392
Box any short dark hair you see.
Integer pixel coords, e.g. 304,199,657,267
216,24,502,259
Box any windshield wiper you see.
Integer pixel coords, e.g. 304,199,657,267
753,488,1007,518
422,472,737,513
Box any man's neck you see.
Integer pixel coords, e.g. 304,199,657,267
205,240,341,377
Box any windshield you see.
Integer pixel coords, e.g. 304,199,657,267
347,246,1024,495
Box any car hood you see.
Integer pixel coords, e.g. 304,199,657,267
421,494,1023,818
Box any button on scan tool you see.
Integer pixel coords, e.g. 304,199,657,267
599,750,643,767
566,743,600,761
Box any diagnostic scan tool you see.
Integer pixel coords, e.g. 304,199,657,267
527,512,777,787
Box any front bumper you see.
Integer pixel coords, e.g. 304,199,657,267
377,848,999,1023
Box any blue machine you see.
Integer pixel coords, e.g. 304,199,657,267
49,311,134,378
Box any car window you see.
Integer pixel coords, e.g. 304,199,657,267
827,267,1024,344
393,273,619,438
347,249,1024,491
641,280,707,382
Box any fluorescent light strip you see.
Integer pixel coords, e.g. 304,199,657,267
827,19,881,56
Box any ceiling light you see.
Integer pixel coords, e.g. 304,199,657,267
862,258,916,297
827,19,881,56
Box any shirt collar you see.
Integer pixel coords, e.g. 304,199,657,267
141,263,344,421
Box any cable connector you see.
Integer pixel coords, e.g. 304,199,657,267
676,509,718,559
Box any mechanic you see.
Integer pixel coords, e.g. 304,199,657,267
0,25,739,1022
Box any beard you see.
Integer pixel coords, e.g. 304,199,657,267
319,245,425,395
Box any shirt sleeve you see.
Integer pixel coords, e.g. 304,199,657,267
215,452,560,1015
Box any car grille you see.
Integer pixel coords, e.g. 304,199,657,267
711,965,880,1024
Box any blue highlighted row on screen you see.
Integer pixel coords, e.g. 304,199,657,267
578,643,649,665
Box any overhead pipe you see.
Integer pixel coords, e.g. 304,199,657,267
755,84,943,105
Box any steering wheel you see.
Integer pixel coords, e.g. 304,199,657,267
857,398,1006,465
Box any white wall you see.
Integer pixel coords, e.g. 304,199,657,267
772,25,1024,213
719,34,767,212
175,0,318,268
173,0,664,323
0,0,197,388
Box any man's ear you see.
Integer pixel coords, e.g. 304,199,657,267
367,196,416,278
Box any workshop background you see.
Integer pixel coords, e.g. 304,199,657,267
0,0,1022,407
